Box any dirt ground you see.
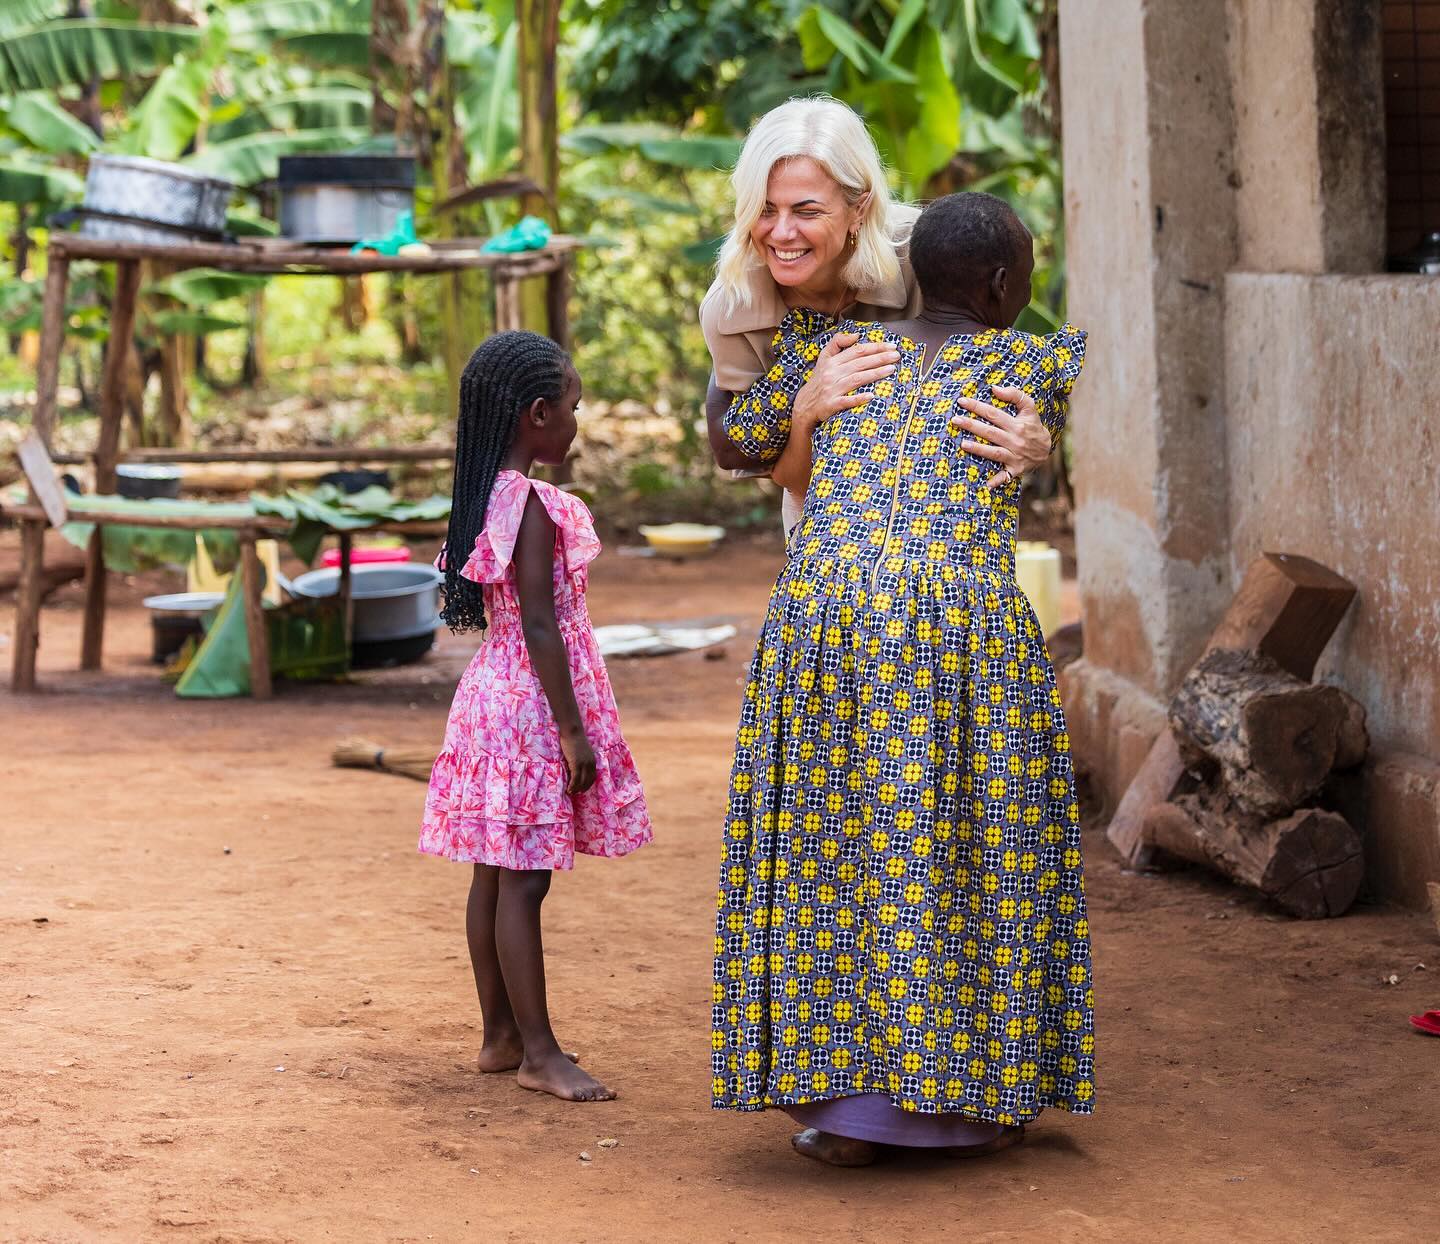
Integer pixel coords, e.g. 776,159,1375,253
2,534,1438,1243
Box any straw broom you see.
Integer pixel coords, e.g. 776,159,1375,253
332,738,436,783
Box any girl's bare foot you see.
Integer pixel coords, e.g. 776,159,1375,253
791,1128,880,1167
476,1035,578,1074
516,1051,615,1102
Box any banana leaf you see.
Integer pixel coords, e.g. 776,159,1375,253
3,91,100,155
0,21,203,93
0,0,67,39
183,125,371,185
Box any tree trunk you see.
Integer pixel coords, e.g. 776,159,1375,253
68,0,105,139
157,335,190,446
1143,793,1363,918
241,284,266,384
417,2,487,415
371,0,414,145
1169,649,1357,815
516,0,560,334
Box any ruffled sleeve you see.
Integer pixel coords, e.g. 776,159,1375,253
719,307,837,464
459,472,601,585
1036,323,1088,439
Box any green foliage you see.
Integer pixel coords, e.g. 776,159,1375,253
150,309,248,336
0,159,82,204
2,92,100,155
569,0,794,129
0,21,203,93
144,268,271,306
111,55,212,162
183,125,373,185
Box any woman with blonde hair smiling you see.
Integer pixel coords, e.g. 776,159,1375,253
700,96,1054,533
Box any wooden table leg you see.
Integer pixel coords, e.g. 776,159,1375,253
545,253,571,352
94,259,141,494
12,519,46,692
338,531,354,670
79,527,106,671
240,530,272,700
33,255,71,452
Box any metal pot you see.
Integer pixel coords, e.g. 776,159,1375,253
81,155,233,243
142,591,225,664
278,154,416,245
288,563,441,643
116,463,182,500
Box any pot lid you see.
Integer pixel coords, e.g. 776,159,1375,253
87,154,234,191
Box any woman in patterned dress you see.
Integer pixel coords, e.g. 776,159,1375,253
712,193,1096,1166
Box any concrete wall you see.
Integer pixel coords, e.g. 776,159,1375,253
1060,0,1439,904
1225,273,1440,903
1059,0,1239,797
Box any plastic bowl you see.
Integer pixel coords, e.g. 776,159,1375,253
320,545,412,569
637,523,725,558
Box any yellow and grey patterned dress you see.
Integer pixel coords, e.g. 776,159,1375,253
712,310,1095,1127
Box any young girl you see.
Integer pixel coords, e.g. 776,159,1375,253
419,330,652,1103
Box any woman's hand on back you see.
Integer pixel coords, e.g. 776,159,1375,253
794,333,900,428
948,385,1053,489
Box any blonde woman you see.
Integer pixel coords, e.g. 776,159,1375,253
701,97,1053,534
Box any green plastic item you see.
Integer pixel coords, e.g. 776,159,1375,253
481,215,552,254
350,210,420,256
175,574,348,698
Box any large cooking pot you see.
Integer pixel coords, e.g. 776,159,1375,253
80,155,233,244
289,563,441,643
278,155,416,245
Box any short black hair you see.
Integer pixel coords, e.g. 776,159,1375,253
908,192,1031,304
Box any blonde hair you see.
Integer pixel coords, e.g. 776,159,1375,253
714,96,906,311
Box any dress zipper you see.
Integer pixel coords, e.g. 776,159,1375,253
868,345,925,594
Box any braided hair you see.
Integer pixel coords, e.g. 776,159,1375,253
440,330,569,633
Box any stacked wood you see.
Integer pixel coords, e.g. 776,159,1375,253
1108,553,1357,866
1142,648,1368,918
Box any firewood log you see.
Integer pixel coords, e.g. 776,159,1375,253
1108,552,1356,865
1168,649,1359,816
1142,791,1362,918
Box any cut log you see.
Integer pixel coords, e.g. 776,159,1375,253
1169,649,1351,815
1142,792,1362,918
1333,695,1369,771
1107,553,1357,864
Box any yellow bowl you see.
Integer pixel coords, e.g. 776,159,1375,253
637,523,726,558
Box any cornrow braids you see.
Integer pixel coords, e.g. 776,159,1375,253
440,330,569,633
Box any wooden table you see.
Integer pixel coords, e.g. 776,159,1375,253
3,498,447,698
10,230,573,696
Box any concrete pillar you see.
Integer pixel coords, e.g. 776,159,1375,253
1058,0,1240,800
1230,0,1385,274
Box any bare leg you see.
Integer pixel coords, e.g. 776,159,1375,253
494,868,615,1102
468,865,523,1071
469,864,579,1073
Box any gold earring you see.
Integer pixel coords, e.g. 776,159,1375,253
848,230,859,247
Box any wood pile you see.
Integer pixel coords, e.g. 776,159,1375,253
1142,648,1367,918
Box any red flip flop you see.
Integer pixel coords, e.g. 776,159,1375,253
1409,1010,1440,1036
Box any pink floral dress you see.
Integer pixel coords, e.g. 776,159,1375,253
419,471,652,870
